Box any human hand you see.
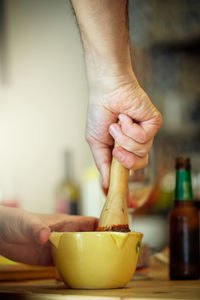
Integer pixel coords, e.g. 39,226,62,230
0,207,98,266
86,71,162,189
71,0,162,189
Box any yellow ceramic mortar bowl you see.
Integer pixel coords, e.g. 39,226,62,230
49,231,143,289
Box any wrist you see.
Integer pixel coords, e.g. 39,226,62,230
85,59,139,92
84,42,132,76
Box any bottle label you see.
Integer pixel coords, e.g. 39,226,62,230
175,170,193,200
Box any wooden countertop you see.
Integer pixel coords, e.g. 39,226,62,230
0,257,199,300
0,277,199,300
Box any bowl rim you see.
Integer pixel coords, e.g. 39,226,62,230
50,231,143,238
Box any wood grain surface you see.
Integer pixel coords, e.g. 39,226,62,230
0,278,199,300
0,264,57,281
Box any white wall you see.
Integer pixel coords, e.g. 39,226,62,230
0,0,93,213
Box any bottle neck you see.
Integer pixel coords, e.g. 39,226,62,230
63,152,73,182
175,169,193,201
64,169,71,182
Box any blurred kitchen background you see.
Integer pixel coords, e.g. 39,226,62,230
0,0,200,251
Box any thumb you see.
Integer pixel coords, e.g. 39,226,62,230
31,220,51,245
20,211,51,244
90,142,111,189
0,208,51,245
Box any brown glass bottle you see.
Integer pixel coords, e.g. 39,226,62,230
169,157,199,280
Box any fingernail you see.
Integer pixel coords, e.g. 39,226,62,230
38,227,50,244
109,124,118,137
118,114,125,122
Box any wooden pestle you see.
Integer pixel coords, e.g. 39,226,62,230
97,151,130,232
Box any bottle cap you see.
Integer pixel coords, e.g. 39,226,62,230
175,157,190,170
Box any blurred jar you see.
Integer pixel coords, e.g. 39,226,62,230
128,149,155,211
80,165,105,218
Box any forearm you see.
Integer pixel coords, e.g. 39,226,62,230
71,0,133,80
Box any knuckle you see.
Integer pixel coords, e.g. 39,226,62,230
124,142,134,154
135,148,147,158
116,135,127,149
